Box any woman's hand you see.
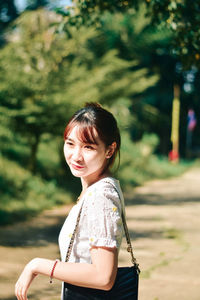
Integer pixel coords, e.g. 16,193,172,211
15,258,38,300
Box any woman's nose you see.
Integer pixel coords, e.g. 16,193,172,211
72,146,83,161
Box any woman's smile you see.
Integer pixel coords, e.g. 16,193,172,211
71,163,85,170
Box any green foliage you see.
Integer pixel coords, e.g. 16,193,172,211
119,131,159,186
0,8,158,171
118,131,190,187
63,0,200,69
93,10,174,152
0,8,160,225
0,6,195,226
0,155,71,225
145,1,200,69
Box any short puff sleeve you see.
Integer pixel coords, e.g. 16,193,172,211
83,182,123,249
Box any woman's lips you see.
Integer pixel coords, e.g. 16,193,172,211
71,163,84,170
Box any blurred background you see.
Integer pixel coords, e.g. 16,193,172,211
0,1,200,299
1,0,200,225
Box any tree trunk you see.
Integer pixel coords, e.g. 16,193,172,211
28,135,40,174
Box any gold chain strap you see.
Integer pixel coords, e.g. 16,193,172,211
65,201,84,262
121,207,140,273
65,182,140,274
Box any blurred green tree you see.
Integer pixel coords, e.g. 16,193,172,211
82,6,200,155
0,8,157,173
81,8,175,153
63,0,200,69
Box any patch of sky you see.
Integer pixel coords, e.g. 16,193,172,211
14,0,71,12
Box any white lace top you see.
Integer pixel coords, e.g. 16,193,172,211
58,177,125,264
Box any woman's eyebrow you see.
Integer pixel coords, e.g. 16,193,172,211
66,136,98,145
66,137,74,142
84,140,99,145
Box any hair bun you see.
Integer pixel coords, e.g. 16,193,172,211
84,102,102,109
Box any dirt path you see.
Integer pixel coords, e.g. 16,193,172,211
0,167,200,300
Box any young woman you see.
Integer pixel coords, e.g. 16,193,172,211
15,103,131,300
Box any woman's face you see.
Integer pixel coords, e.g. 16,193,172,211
64,125,110,182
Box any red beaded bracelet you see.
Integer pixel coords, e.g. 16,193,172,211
50,259,59,283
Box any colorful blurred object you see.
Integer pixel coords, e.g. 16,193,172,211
168,149,179,162
187,109,197,131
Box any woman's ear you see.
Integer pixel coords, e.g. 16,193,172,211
106,142,117,159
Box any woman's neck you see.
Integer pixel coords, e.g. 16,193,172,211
81,171,111,191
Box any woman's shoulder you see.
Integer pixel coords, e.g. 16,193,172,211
84,176,122,204
90,176,120,192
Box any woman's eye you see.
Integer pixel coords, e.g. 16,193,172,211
65,141,74,146
85,145,94,150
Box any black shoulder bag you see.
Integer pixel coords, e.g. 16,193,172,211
63,184,140,300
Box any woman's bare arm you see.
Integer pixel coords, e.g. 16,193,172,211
15,246,118,299
35,246,117,289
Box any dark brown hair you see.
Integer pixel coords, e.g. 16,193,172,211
64,103,121,172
